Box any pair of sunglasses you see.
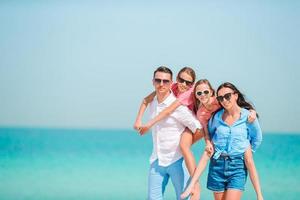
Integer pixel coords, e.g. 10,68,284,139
196,90,210,96
216,92,234,102
178,77,193,86
154,78,171,85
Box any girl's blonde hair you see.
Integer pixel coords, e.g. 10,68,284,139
177,67,196,83
193,79,215,112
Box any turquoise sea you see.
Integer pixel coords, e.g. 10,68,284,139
0,128,299,200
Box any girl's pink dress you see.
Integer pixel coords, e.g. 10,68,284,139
171,83,195,111
196,97,220,127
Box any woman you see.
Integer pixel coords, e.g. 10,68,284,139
181,81,263,200
209,82,262,200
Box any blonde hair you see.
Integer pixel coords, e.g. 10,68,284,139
193,79,215,112
177,67,196,83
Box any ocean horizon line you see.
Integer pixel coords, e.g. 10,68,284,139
0,126,299,135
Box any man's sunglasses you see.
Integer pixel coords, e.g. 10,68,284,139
216,92,234,102
154,78,171,85
196,90,210,96
178,77,193,86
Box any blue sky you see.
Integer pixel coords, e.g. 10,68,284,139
0,1,299,132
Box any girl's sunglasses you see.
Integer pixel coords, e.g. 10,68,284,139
196,90,210,96
216,92,234,102
178,77,193,86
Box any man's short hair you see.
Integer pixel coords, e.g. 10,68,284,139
153,66,173,79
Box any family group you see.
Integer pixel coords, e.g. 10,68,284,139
134,66,263,200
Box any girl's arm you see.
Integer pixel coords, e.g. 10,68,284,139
248,109,257,123
180,150,212,199
139,99,182,134
203,125,214,154
133,91,156,131
248,119,263,152
244,146,264,200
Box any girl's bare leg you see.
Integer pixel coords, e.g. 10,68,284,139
181,151,210,199
192,129,204,145
180,128,204,200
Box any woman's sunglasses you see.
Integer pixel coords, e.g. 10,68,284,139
196,90,210,96
178,77,193,86
216,92,234,102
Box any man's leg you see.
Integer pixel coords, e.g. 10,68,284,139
148,160,169,200
168,158,190,200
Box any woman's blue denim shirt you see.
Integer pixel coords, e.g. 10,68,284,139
208,108,262,159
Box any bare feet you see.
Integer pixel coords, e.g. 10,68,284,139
180,184,193,199
257,195,264,200
180,182,201,200
190,182,200,200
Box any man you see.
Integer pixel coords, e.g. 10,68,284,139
141,66,203,200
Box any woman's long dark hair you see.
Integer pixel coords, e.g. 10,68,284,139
213,82,258,118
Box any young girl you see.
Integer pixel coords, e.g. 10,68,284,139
181,81,263,200
134,67,206,199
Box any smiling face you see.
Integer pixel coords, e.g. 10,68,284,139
217,87,238,110
195,83,212,105
176,71,194,93
153,71,172,96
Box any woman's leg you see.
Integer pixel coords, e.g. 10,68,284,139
213,191,225,200
224,189,242,200
214,189,242,200
244,147,264,200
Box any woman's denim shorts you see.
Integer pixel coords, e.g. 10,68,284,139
207,154,247,192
